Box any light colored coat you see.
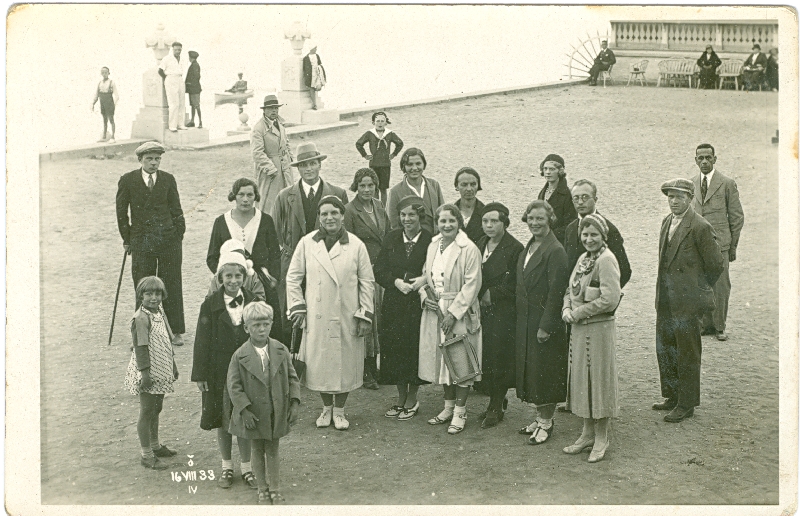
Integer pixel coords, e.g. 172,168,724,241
418,230,483,384
285,230,374,393
227,339,301,440
251,116,294,214
690,169,744,252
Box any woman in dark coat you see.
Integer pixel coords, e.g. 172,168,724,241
374,195,432,420
766,48,779,91
344,168,391,389
537,154,577,245
453,167,486,244
696,45,722,90
475,202,523,428
207,178,282,339
516,199,570,445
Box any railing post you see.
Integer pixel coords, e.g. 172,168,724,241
715,23,723,50
660,23,669,49
610,22,617,47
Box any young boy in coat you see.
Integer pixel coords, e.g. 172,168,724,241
227,302,300,505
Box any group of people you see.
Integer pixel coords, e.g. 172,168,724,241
157,41,203,131
697,43,779,91
116,108,744,501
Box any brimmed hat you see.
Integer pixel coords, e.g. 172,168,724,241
752,43,761,50
135,141,165,157
660,178,694,196
260,94,285,109
291,142,327,166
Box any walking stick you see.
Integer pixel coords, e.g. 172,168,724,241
108,250,128,345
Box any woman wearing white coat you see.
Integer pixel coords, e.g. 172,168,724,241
286,195,374,431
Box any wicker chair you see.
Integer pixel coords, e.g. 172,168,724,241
626,60,649,86
718,59,744,90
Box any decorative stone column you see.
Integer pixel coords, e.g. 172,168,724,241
277,22,340,126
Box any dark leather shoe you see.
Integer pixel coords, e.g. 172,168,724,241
701,326,716,336
652,398,677,411
664,406,694,423
141,456,169,470
481,409,503,429
153,445,177,457
716,332,728,341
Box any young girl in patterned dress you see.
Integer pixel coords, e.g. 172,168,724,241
124,276,179,470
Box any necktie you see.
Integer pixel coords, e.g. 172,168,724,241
701,175,708,201
229,295,244,308
308,187,315,200
147,173,155,191
405,241,415,258
273,120,280,132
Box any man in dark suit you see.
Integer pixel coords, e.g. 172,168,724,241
654,179,724,422
271,141,348,340
564,179,632,288
742,43,769,91
116,141,186,344
691,144,744,341
587,39,616,86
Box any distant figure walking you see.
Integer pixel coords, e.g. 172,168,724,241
587,39,616,86
696,45,722,90
227,73,248,93
185,51,202,128
355,111,404,205
302,46,326,110
92,66,119,143
158,41,187,132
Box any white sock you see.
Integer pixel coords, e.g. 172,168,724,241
453,405,466,417
321,405,333,412
222,459,234,471
332,407,345,418
444,400,456,410
240,461,252,474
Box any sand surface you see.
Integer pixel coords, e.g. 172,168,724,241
40,84,778,505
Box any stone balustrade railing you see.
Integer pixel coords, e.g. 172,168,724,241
611,20,778,52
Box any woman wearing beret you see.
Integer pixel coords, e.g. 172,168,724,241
516,200,570,445
562,214,621,463
475,202,524,428
286,195,374,431
207,178,282,338
344,168,390,390
374,195,432,420
419,204,483,434
537,154,577,245
454,167,486,244
386,148,446,235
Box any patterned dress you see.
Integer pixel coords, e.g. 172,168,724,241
124,307,175,395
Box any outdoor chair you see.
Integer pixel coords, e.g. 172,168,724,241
599,64,614,88
626,60,649,86
656,59,678,87
718,59,744,90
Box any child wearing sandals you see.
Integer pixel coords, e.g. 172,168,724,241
124,276,179,469
227,302,300,504
192,252,260,489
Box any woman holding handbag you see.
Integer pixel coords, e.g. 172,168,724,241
561,214,621,463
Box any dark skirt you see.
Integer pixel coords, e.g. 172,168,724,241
516,325,568,405
378,289,428,386
480,302,516,390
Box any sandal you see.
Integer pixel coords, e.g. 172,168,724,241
218,468,234,488
258,490,271,505
528,420,554,445
448,412,467,434
427,412,453,425
397,402,419,421
269,491,286,504
518,420,539,435
384,405,404,418
242,471,258,489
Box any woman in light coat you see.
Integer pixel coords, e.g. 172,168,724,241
562,214,621,464
419,204,482,434
286,195,374,431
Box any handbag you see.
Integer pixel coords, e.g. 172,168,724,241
290,327,306,381
424,285,482,384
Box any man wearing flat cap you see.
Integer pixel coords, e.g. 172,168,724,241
184,51,202,128
742,43,768,91
271,142,348,339
251,95,294,215
587,39,616,86
116,141,187,345
654,178,723,422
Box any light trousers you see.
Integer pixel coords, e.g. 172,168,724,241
164,75,186,130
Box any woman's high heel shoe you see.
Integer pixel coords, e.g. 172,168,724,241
563,437,595,455
588,442,608,463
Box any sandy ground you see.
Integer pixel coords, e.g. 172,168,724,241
40,84,779,505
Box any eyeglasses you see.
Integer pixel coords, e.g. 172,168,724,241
572,194,594,203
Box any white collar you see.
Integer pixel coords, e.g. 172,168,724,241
301,178,322,196
701,168,716,183
404,176,426,198
223,289,243,301
403,231,421,244
370,127,393,140
141,168,157,183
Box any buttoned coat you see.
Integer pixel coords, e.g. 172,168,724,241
418,230,483,384
690,170,744,253
116,169,185,254
655,207,724,316
386,176,446,235
537,176,578,245
272,180,349,278
455,198,486,244
564,214,632,288
343,196,390,264
251,115,294,214
515,230,570,404
285,231,374,393
227,339,301,441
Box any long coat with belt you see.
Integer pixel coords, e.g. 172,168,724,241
227,339,301,441
343,196,390,264
285,230,374,393
418,230,483,385
537,176,577,245
476,231,524,389
191,288,258,430
515,230,570,404
386,176,446,235
251,115,294,214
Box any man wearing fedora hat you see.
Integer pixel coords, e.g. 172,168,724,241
116,141,187,345
587,39,616,86
251,95,294,215
742,43,768,91
271,142,348,339
654,178,723,422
